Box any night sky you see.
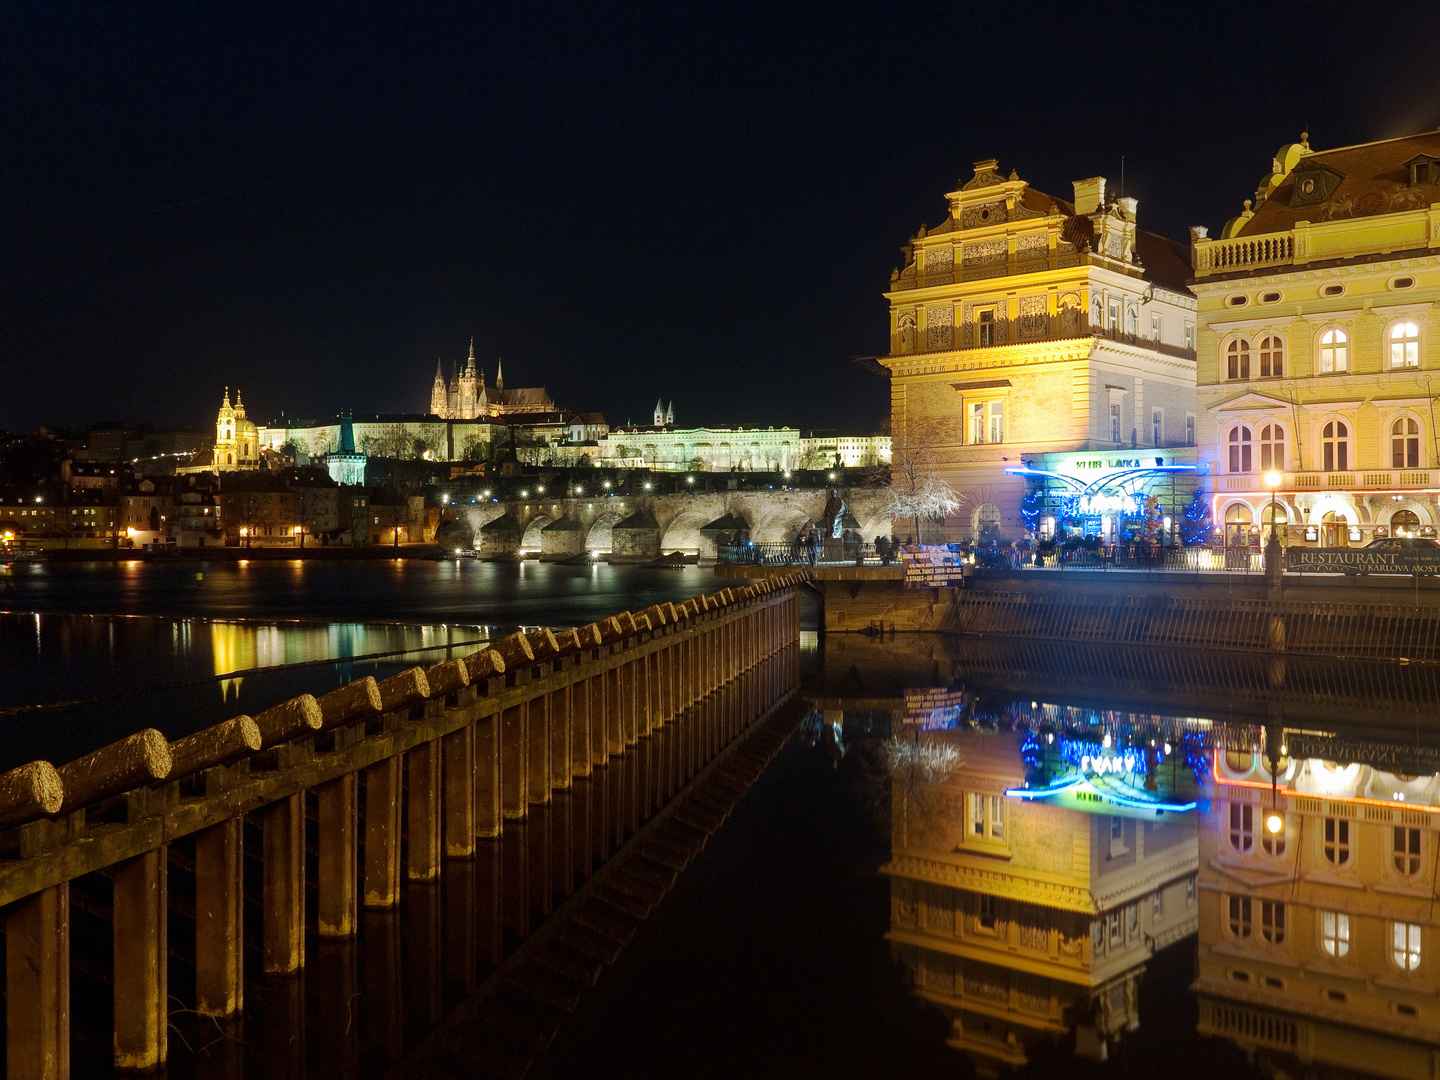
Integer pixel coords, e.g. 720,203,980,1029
3,2,1438,436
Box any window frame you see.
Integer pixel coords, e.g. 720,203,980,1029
1321,420,1351,473
1110,403,1121,443
1393,921,1423,972
1227,337,1253,381
1228,424,1254,474
1259,422,1286,472
1322,816,1352,867
1151,408,1163,446
1320,910,1351,958
976,307,997,348
1229,802,1255,852
1227,894,1253,940
1388,319,1421,370
1391,417,1422,470
1319,326,1349,374
1260,900,1286,945
1259,334,1285,378
1394,826,1422,876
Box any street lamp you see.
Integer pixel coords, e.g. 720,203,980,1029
1263,470,1282,541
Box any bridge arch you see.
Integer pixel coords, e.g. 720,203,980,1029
751,506,812,543
520,514,554,551
584,509,628,553
659,509,712,553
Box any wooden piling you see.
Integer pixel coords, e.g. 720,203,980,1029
6,883,69,1080
112,846,167,1069
0,760,63,829
407,739,442,879
253,694,323,748
261,792,305,973
316,772,358,937
442,725,475,858
168,715,261,780
364,755,403,907
57,728,171,813
194,818,244,1016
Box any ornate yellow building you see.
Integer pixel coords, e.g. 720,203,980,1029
880,159,1197,540
177,388,259,475
1193,130,1440,547
1197,736,1440,1079
885,726,1198,1071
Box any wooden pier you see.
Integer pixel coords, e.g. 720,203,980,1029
0,575,807,1077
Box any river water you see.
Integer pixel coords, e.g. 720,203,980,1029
3,563,1437,1079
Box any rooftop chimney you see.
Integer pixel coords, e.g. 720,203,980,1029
1117,195,1138,220
1073,177,1106,216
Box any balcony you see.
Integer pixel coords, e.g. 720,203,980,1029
1193,233,1295,275
1220,469,1438,493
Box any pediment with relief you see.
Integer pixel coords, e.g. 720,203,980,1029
1211,390,1294,413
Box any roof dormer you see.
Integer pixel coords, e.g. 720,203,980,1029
1289,159,1345,207
1403,154,1440,187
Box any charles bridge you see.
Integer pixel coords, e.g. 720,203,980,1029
455,486,896,560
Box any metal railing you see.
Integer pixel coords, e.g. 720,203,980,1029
716,540,890,567
1010,545,1262,573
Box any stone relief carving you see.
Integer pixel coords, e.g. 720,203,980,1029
1017,295,1048,340
963,970,1009,1005
1016,232,1048,261
960,307,974,348
961,201,1008,228
1104,231,1125,259
962,239,1006,267
1018,918,1049,951
925,306,954,351
961,166,1007,191
1059,293,1082,336
922,246,954,275
897,313,916,354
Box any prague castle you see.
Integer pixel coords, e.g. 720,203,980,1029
430,338,556,419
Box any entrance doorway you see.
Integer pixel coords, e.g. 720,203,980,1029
1224,504,1253,548
1321,511,1350,548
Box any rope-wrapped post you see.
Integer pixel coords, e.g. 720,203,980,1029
167,716,261,781
57,730,171,814
0,761,63,829
253,694,323,748
377,667,430,713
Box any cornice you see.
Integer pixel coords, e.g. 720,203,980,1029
1092,850,1200,912
887,928,1097,988
883,853,1097,913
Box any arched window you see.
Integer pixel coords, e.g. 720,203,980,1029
1390,320,1421,369
1391,509,1422,538
1322,421,1350,471
1320,327,1349,373
1260,424,1285,471
1259,335,1284,378
1392,417,1421,468
1227,338,1252,380
1228,425,1253,473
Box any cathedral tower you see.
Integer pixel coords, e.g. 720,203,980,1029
430,359,447,416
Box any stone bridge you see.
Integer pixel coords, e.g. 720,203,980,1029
451,487,894,560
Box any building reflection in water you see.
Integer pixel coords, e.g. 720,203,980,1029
1197,732,1440,1080
813,632,1440,1079
881,697,1202,1074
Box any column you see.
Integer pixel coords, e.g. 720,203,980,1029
502,702,529,819
474,713,502,839
316,773,357,938
364,756,403,908
527,694,551,804
551,685,573,788
406,740,442,880
443,726,475,857
262,793,305,974
195,819,243,1017
113,848,167,1069
6,884,69,1080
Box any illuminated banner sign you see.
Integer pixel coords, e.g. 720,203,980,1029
1010,736,1199,816
1286,549,1440,575
899,545,966,588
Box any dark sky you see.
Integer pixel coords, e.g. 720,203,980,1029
3,2,1438,436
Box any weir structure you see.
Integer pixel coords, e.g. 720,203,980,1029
0,575,807,1077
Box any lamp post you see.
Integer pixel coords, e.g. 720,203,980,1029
1263,470,1283,584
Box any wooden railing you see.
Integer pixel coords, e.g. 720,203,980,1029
0,574,808,1075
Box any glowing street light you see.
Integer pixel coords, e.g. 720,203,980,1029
643,482,652,491
1264,470,1283,542
685,476,695,485
1265,810,1285,835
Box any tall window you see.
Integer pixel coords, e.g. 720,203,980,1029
1395,827,1422,876
1186,416,1195,446
1323,817,1351,866
1393,922,1423,971
1228,895,1253,939
1261,901,1286,944
1151,314,1162,341
968,792,1005,841
1259,335,1284,378
1392,418,1421,469
1320,327,1349,373
1152,409,1163,445
988,402,1005,444
1228,425,1253,473
970,402,986,444
1260,424,1285,471
978,893,997,931
1229,803,1254,852
1108,301,1120,332
1321,910,1351,957
1390,321,1420,369
1228,338,1252,380
1110,404,1121,443
977,309,996,347
1184,324,1195,353
1322,421,1350,472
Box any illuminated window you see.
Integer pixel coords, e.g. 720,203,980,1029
1151,314,1162,340
1127,903,1139,936
1321,910,1350,957
1261,901,1286,944
1229,803,1254,852
1228,895,1252,939
1186,877,1196,904
1228,425,1253,473
1393,922,1423,971
1108,301,1120,332
1392,418,1421,469
970,402,986,444
1109,910,1122,944
1153,891,1164,918
988,795,1005,839
1110,404,1121,443
1390,321,1420,369
1259,335,1284,378
1227,338,1252,380
977,308,997,348
988,402,1005,444
1126,307,1137,335
1184,324,1195,353
1319,327,1348,373
1152,409,1162,445
1322,422,1350,472
968,793,1006,841
1260,424,1285,471
1186,416,1195,446
1323,817,1351,866
1395,827,1422,876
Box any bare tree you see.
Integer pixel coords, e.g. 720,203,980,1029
879,417,964,543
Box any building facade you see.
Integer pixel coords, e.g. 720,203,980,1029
430,340,556,420
1194,131,1440,548
593,424,802,472
880,159,1197,541
177,389,260,476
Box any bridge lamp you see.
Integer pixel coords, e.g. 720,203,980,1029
482,490,491,499
1265,810,1285,835
1264,470,1282,542
519,489,528,498
643,482,653,491
603,481,612,490
686,476,695,485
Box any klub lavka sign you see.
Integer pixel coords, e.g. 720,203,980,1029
1286,549,1440,575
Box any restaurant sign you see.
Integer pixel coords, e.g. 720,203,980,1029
1286,549,1440,575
